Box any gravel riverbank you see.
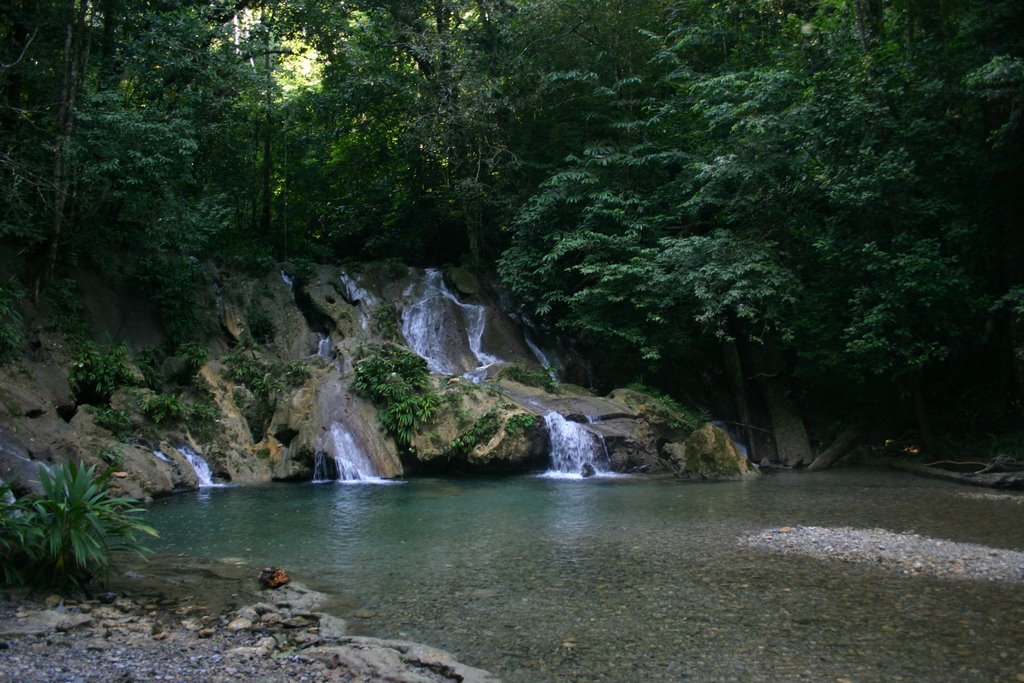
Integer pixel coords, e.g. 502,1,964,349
0,557,496,683
744,525,1024,583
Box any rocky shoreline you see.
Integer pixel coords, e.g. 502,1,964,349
0,558,497,683
744,525,1024,583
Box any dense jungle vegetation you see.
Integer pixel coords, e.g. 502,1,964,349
1,0,1022,458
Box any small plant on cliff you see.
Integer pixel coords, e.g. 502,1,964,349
93,406,133,439
141,393,189,425
504,412,538,436
498,364,557,392
177,341,209,375
69,342,138,405
247,308,276,344
370,302,401,341
626,383,707,430
450,410,501,455
0,463,157,590
353,344,439,446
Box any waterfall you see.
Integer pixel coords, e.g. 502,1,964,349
542,412,609,479
339,272,376,330
176,444,223,488
315,421,391,484
316,332,333,358
152,449,170,462
523,332,561,381
281,271,294,292
401,268,502,379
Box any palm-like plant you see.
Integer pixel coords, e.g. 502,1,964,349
1,463,158,590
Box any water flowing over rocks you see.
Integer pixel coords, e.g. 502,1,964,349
1,261,769,493
744,526,1024,583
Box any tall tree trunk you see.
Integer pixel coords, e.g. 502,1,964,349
758,374,813,467
41,0,89,295
754,344,813,467
909,373,937,454
721,338,758,463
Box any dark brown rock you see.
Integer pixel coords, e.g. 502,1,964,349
259,567,291,589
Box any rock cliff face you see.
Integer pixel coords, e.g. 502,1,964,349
0,263,753,497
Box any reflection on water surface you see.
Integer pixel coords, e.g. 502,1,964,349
148,469,1024,682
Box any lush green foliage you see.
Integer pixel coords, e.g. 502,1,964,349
1,0,1022,449
177,342,210,375
92,406,133,440
353,344,440,446
451,410,501,454
497,364,557,393
69,342,138,405
504,412,538,437
0,277,24,361
222,349,308,439
0,463,157,590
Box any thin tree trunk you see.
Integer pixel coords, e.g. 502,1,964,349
910,374,937,454
41,0,89,295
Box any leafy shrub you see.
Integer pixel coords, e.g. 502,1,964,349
285,360,311,385
69,342,138,404
222,349,294,440
626,383,707,430
505,412,538,436
141,393,189,425
247,309,276,344
134,256,203,347
353,344,439,445
177,341,209,374
136,346,165,390
498,364,557,392
0,277,24,361
370,303,401,341
93,406,133,439
451,410,501,454
44,277,91,341
0,463,157,590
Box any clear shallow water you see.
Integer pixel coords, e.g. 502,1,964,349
147,470,1024,682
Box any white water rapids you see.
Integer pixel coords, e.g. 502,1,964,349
400,268,502,379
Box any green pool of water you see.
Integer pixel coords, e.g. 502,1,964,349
147,469,1024,682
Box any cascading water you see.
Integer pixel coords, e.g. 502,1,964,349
151,449,170,463
176,444,222,488
281,271,294,292
316,332,333,358
314,421,390,484
542,412,609,478
339,272,376,330
401,268,502,379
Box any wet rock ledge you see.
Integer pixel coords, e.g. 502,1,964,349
744,526,1024,583
0,581,497,683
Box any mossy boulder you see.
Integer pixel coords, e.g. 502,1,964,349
666,423,756,480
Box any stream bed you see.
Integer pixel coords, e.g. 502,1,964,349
146,469,1024,682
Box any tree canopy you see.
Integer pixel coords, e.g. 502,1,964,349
2,0,1022,455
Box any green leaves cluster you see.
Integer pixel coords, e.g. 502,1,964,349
497,364,557,393
352,344,439,446
223,350,309,440
0,278,25,362
450,410,501,455
504,413,538,437
0,463,157,590
69,342,138,405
